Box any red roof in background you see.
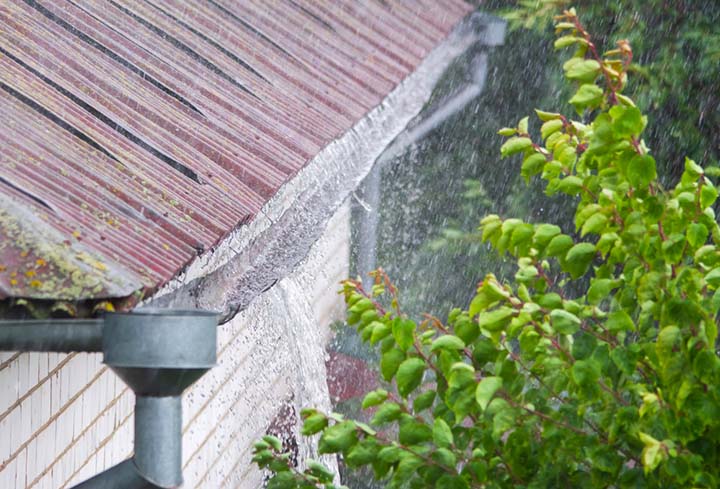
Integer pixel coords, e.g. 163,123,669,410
0,0,471,301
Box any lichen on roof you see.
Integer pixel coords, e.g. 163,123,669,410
0,193,146,302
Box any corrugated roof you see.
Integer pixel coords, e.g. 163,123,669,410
0,0,471,302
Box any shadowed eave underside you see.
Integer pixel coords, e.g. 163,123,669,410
0,0,472,305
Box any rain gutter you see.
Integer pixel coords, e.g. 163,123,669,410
0,309,218,488
149,11,497,321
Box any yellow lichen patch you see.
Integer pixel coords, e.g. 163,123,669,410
0,198,145,301
92,300,115,313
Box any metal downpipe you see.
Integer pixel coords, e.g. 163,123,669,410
0,310,217,489
0,319,103,352
72,396,183,489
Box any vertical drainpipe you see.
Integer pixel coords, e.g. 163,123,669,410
0,309,218,489
355,13,507,288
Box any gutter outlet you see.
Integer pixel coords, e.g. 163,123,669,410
0,309,217,488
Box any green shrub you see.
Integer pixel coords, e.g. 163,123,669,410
253,9,720,488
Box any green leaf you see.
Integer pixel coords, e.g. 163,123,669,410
701,183,718,209
521,153,547,181
639,432,664,474
345,440,379,467
610,347,637,376
392,319,415,351
349,298,374,314
371,402,403,425
519,328,540,353
606,310,634,333
565,58,601,82
511,223,535,248
627,154,657,189
550,309,581,334
370,321,391,344
431,335,466,352
557,175,584,195
413,390,436,412
533,223,562,247
706,267,720,288
433,418,454,448
302,413,329,436
449,362,475,389
455,316,480,344
597,232,619,255
432,449,458,469
362,389,388,409
396,358,426,397
555,35,584,49
318,421,358,454
587,278,615,304
545,234,574,257
393,453,424,485
656,326,681,359
569,83,604,108
500,137,533,158
377,446,402,464
610,105,644,136
687,223,708,248
476,376,503,411
306,459,335,483
518,116,529,134
535,109,562,121
262,435,283,451
477,307,514,332
541,119,564,140
481,218,503,244
581,212,608,236
491,404,515,441
571,359,600,387
661,233,685,264
398,418,433,445
538,292,563,309
564,242,597,278
266,472,295,488
380,348,406,381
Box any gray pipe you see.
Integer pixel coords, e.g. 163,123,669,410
71,459,156,489
73,396,183,489
0,310,217,489
134,396,183,487
0,319,103,352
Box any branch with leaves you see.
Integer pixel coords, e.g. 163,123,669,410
254,9,720,489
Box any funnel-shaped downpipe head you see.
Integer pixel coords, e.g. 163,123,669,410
103,309,217,395
72,309,218,488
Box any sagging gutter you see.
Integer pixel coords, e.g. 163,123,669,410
0,310,217,488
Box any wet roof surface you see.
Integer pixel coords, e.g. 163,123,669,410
0,0,471,301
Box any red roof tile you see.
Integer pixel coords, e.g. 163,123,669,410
0,0,471,301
